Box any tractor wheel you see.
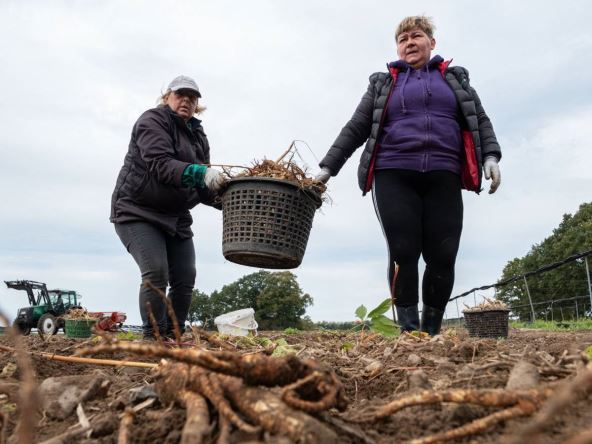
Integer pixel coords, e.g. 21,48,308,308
37,314,58,336
12,321,31,336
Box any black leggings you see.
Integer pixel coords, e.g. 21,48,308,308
372,169,463,310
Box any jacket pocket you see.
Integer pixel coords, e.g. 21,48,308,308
134,174,189,213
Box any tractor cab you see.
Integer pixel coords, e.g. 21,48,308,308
48,289,81,312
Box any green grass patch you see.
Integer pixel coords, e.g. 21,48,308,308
510,319,592,331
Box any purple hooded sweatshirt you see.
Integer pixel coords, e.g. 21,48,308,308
374,55,463,174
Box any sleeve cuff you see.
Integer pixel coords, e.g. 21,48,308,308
182,164,208,188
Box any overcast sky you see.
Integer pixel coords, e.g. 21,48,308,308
1,1,591,325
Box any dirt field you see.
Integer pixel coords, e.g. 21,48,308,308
0,327,591,443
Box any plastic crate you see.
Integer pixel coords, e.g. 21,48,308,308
463,309,510,338
221,177,322,269
64,319,97,338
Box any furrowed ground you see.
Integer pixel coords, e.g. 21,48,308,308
0,327,591,443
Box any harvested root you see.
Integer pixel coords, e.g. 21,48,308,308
156,361,339,443
0,344,156,369
281,370,343,413
83,341,349,442
0,412,5,444
221,374,338,443
347,386,554,443
235,159,324,191
564,428,592,444
75,341,347,411
191,327,236,351
506,366,592,444
216,417,231,444
178,390,211,444
63,308,99,320
117,408,134,444
505,360,539,390
411,405,531,444
145,301,163,344
371,387,553,420
463,297,508,312
144,281,182,344
0,312,39,444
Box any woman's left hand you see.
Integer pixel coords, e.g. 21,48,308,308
483,157,501,194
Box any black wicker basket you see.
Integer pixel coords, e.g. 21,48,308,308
463,309,510,338
221,177,322,269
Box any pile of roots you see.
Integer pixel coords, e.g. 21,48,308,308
75,340,347,443
216,141,327,196
463,297,509,313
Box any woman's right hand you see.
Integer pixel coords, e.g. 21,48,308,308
204,168,226,192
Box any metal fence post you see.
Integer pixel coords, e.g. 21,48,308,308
455,299,461,327
523,276,536,322
585,257,592,318
473,290,477,307
575,299,579,321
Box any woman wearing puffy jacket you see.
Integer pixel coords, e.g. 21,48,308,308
111,75,225,339
316,16,502,336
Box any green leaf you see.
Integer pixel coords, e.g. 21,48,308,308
275,338,288,347
367,298,393,319
370,314,397,337
355,305,367,321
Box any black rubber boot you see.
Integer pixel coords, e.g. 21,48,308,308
395,305,420,332
420,305,445,336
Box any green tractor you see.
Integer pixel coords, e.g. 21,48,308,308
5,280,82,335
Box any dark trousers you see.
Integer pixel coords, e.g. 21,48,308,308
115,222,196,336
372,169,463,311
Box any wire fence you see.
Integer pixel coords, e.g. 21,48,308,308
443,249,592,326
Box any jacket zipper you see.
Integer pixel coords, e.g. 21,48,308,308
364,74,396,194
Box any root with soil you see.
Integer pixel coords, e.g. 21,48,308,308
76,339,347,442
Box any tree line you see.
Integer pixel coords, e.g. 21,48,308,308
497,202,592,320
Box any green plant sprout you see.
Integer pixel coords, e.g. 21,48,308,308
354,298,398,337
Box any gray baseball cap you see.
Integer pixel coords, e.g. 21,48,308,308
167,75,201,98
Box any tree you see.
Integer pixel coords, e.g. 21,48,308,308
187,270,313,330
255,271,313,330
497,202,592,320
187,289,214,328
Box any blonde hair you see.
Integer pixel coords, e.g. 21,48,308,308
159,90,206,115
395,15,435,40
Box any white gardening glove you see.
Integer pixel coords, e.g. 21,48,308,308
315,167,332,184
483,156,501,194
204,167,226,192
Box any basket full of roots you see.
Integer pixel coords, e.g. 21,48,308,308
219,143,326,269
463,298,510,338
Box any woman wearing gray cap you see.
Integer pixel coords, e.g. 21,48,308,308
110,75,225,340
